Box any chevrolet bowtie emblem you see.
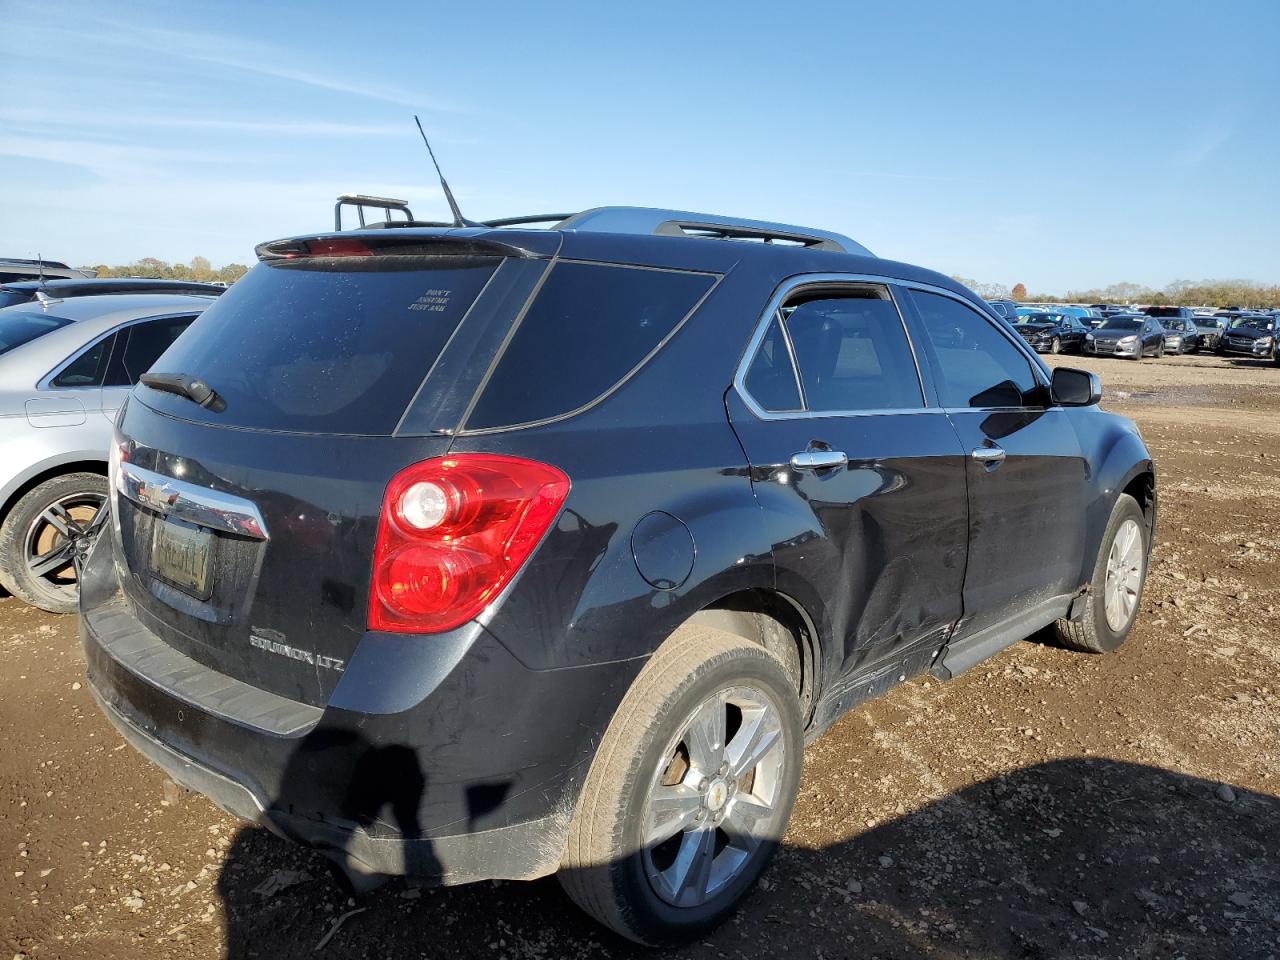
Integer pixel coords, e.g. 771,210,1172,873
138,481,178,511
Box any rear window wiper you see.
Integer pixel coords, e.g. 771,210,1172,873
139,372,226,412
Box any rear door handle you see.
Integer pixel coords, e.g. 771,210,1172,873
790,450,849,471
970,445,1006,465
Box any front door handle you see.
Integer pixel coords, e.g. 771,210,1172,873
971,445,1006,465
790,450,849,471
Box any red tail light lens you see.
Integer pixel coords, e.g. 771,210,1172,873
368,454,570,633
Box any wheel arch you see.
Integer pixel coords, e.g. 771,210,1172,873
0,455,108,526
682,588,820,727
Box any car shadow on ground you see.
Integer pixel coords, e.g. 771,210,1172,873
215,756,1278,959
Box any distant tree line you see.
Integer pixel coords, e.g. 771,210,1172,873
953,276,1280,309
80,257,250,284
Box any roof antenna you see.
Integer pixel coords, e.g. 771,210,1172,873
414,115,474,227
36,253,45,288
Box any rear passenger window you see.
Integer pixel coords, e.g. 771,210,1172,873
780,287,923,412
743,317,802,411
912,291,1041,408
465,262,715,430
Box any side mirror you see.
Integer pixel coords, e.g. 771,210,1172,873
1051,367,1101,407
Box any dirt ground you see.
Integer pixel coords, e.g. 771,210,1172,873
2,350,1278,960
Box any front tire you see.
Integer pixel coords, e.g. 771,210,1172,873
0,473,108,614
1053,493,1148,654
559,626,803,946
1050,336,1061,355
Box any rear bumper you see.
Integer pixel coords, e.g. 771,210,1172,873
80,538,639,884
87,683,564,881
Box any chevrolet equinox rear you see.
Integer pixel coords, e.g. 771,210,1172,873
82,207,1156,945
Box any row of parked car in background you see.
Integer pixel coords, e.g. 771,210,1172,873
984,298,1280,363
1,252,1273,621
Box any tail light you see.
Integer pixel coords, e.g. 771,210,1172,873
367,454,570,633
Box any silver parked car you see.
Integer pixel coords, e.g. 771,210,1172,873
0,294,214,612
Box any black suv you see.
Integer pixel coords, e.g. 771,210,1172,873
1218,314,1278,360
81,207,1156,945
1008,310,1092,353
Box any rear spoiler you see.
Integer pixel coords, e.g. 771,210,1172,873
256,230,561,261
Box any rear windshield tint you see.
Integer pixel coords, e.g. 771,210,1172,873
139,258,498,434
0,313,73,356
464,262,715,430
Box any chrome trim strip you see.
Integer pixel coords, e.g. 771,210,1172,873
116,462,268,540
775,308,807,409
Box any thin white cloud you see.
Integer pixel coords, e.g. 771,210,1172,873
0,107,419,138
1174,120,1233,167
0,15,460,112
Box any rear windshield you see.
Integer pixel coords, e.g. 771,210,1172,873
139,257,498,434
0,289,34,309
0,312,73,356
1144,307,1182,317
1099,317,1142,331
464,261,716,430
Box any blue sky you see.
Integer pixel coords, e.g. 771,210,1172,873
1,0,1277,290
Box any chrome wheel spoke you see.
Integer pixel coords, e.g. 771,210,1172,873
684,693,726,773
726,709,782,779
664,825,716,905
645,783,703,847
723,795,769,852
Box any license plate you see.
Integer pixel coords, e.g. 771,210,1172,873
151,519,214,599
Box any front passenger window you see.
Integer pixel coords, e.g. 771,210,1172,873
911,290,1041,408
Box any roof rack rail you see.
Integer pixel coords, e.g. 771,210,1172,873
553,207,873,256
334,194,417,231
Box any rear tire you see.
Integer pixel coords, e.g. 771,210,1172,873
559,626,802,946
1053,493,1148,654
0,473,108,614
1155,341,1165,358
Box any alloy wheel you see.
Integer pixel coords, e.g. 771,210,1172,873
641,684,786,908
1104,518,1143,632
23,492,107,606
